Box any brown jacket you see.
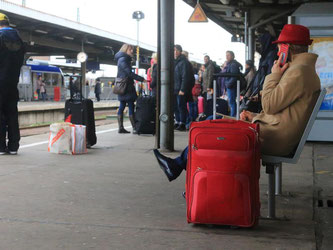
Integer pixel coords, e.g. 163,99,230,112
252,53,321,156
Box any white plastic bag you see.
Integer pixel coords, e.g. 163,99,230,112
48,122,72,155
71,124,87,154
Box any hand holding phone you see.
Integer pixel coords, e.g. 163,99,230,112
272,47,289,75
278,44,289,66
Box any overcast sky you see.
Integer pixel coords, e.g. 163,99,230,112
6,0,245,66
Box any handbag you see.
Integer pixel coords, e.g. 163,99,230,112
113,77,129,95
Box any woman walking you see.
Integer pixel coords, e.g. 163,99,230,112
114,44,146,134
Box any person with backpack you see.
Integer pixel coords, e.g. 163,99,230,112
0,13,25,155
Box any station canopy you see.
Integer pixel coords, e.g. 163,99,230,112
183,0,332,48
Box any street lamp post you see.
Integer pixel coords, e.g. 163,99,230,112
132,11,145,87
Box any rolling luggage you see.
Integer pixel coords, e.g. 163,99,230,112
64,77,97,147
186,74,261,227
135,95,155,135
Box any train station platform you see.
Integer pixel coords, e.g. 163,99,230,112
17,100,119,128
0,122,332,249
18,100,119,112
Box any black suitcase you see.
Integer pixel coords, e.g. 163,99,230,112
64,76,97,147
205,98,229,117
135,95,155,135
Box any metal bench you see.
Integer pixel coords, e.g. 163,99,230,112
261,88,327,219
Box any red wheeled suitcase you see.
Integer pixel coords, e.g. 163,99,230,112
186,119,261,227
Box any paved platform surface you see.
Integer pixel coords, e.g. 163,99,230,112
18,100,119,112
0,122,332,249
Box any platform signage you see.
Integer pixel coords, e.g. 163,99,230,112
188,3,208,23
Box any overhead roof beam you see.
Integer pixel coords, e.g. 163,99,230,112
19,31,103,54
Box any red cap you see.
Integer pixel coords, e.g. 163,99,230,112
272,24,313,45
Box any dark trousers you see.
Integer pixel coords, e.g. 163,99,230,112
186,101,198,129
0,93,20,151
174,94,187,124
95,93,100,102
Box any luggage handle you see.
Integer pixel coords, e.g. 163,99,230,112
213,78,240,120
209,118,237,124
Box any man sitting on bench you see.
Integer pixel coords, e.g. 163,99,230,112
153,24,321,182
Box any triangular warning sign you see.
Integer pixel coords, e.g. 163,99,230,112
188,3,208,23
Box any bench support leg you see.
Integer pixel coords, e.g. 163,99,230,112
266,164,276,219
275,163,282,196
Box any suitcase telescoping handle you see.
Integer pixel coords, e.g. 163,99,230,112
213,73,242,120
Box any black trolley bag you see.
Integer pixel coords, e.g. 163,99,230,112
205,98,229,117
64,77,97,147
135,93,156,135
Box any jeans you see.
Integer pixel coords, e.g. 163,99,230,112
227,88,236,117
118,101,135,115
186,101,198,128
41,92,46,101
174,94,187,124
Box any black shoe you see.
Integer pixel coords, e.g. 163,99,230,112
153,149,183,182
118,127,130,133
175,124,186,131
174,123,180,129
182,191,186,199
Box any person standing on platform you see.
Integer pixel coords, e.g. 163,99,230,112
202,55,214,114
149,53,158,97
94,78,101,102
36,75,42,100
0,13,25,155
114,44,146,134
224,51,243,117
174,45,193,131
40,79,46,101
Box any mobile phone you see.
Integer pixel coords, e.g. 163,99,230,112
278,44,289,66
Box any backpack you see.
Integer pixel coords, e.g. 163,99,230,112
212,61,221,74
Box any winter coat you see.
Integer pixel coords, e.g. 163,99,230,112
94,81,101,94
0,27,25,95
40,81,46,93
174,54,194,102
115,51,144,102
224,60,242,89
150,64,157,96
253,53,321,156
202,60,214,92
